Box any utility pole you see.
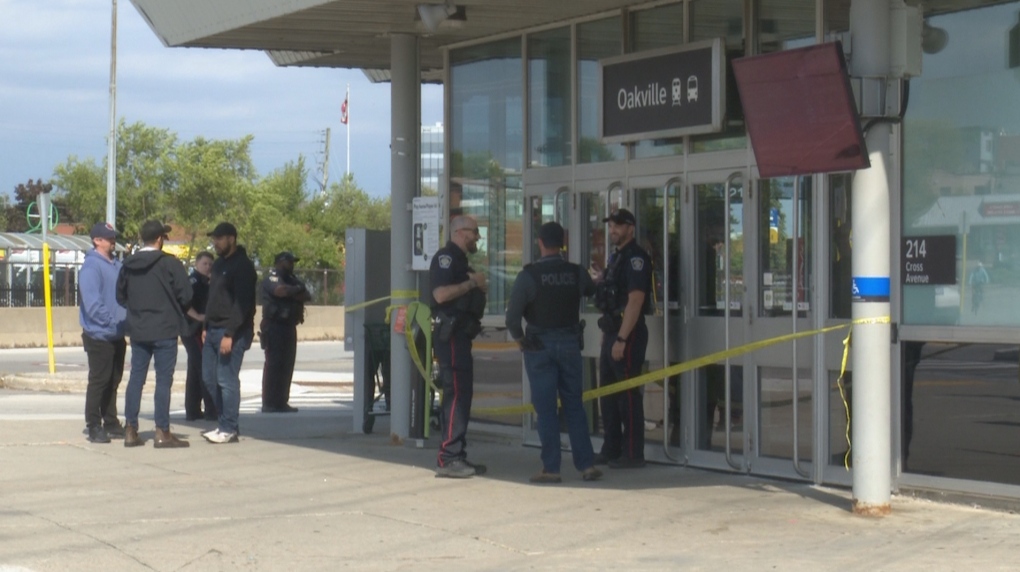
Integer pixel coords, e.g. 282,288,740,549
106,0,118,225
321,127,331,195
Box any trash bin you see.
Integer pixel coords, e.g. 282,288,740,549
362,323,392,433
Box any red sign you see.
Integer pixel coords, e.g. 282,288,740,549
392,306,406,334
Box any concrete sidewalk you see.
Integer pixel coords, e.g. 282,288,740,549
2,398,1019,571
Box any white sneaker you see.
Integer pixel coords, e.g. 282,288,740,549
203,429,238,444
201,428,218,439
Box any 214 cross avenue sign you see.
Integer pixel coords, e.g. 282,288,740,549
600,38,725,143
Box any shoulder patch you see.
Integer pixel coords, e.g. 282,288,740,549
438,254,452,269
630,257,645,271
269,276,280,283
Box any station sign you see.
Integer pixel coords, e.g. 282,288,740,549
600,38,725,143
902,235,956,285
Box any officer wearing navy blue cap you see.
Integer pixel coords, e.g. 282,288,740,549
259,251,310,413
593,208,652,468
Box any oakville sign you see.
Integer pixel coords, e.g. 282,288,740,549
600,38,725,143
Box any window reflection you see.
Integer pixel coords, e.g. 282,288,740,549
578,17,624,163
529,27,572,167
634,188,666,315
697,179,744,316
758,177,812,317
830,174,852,319
581,192,607,313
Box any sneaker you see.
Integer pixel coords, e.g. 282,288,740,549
463,459,487,476
435,460,475,479
593,453,616,466
86,426,111,444
581,467,603,481
608,457,646,469
529,471,562,484
201,428,218,439
203,429,239,444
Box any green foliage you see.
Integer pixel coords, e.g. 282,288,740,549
48,120,386,270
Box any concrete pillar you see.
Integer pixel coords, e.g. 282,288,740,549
389,34,420,441
849,0,893,516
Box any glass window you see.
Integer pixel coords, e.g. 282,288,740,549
690,0,747,153
902,3,1020,327
697,177,744,316
528,189,570,260
759,0,816,53
528,27,572,168
759,367,813,461
450,38,525,316
581,191,607,313
630,4,685,159
830,173,852,319
758,176,812,317
634,188,667,315
824,0,850,35
578,17,625,164
697,364,744,452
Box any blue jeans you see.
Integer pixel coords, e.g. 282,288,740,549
203,327,251,434
523,329,595,473
124,338,179,430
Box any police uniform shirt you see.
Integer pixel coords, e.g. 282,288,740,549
505,255,595,340
608,240,653,316
261,269,302,323
429,240,471,316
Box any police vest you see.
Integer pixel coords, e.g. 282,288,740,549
522,259,582,329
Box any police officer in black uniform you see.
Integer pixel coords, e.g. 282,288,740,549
259,251,310,413
594,208,652,468
506,222,602,484
430,215,487,478
183,251,217,421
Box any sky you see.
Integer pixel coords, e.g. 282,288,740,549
0,0,443,201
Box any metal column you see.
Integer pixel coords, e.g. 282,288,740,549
389,34,420,441
849,0,893,516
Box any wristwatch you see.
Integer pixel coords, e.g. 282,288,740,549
616,335,627,343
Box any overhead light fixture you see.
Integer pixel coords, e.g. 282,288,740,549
417,2,463,34
921,21,948,54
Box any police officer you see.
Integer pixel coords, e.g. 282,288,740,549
183,251,217,421
594,208,652,468
506,222,602,484
259,251,311,413
430,215,487,479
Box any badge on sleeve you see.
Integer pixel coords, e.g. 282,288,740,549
439,255,452,269
269,276,279,283
631,257,644,271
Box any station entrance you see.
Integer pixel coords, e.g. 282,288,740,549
519,156,856,485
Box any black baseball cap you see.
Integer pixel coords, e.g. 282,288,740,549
537,222,564,249
89,222,118,240
274,251,299,264
140,220,171,243
207,222,237,238
603,208,636,226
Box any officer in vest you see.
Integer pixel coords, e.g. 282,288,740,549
430,215,488,478
506,222,602,484
259,251,310,413
594,208,653,468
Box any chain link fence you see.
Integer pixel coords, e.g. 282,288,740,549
0,261,344,308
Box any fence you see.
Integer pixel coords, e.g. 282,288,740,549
0,261,345,308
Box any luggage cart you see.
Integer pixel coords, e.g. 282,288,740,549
362,322,391,434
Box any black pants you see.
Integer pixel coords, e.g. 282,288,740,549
598,321,648,461
435,330,473,466
82,334,126,429
262,321,298,408
182,331,217,418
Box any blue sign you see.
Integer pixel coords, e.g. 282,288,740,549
852,276,890,302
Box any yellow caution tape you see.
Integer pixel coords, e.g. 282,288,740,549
473,316,891,417
344,290,419,313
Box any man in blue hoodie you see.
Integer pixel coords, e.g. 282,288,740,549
79,222,128,444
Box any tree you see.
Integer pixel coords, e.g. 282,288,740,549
52,158,106,229
5,179,56,233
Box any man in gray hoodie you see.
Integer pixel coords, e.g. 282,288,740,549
116,220,193,448
79,222,127,444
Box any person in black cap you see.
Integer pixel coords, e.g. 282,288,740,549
505,221,602,484
593,208,652,469
116,220,193,448
79,222,128,443
201,221,258,444
259,251,311,413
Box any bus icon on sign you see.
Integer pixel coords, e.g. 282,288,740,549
687,75,699,102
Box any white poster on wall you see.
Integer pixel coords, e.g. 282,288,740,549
412,196,441,271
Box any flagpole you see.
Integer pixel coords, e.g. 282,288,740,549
346,83,350,177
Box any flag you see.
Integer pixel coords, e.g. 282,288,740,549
340,95,348,125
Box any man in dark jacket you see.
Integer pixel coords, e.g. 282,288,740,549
116,220,193,449
201,222,258,444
